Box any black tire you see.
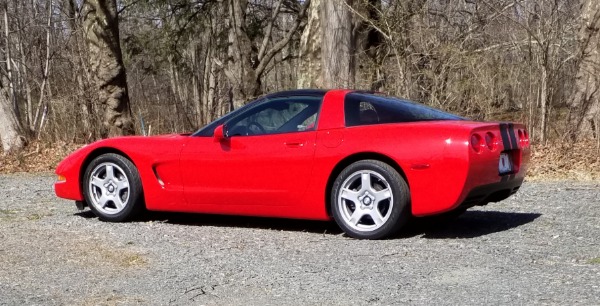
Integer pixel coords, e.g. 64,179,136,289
331,160,410,239
83,153,144,222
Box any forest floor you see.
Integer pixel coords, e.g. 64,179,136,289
1,140,599,181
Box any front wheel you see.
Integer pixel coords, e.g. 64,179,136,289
331,160,410,239
83,153,144,222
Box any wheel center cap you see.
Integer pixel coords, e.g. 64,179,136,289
107,183,115,193
359,192,375,208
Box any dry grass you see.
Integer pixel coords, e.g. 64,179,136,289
70,237,149,269
528,140,600,181
2,140,599,181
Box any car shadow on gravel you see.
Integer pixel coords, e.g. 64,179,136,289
76,210,344,235
403,210,542,239
77,209,540,239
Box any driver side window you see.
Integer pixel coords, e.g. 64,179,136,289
227,96,322,136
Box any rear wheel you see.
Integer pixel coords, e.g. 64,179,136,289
331,160,410,239
83,153,144,222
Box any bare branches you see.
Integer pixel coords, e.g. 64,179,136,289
255,0,310,78
257,0,284,62
2,0,599,151
32,0,52,136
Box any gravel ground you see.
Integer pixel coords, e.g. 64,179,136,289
0,173,599,305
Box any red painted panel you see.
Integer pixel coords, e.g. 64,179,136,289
178,131,318,218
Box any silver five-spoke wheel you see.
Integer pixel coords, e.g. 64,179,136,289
83,153,144,222
88,162,130,215
338,170,393,231
331,160,410,239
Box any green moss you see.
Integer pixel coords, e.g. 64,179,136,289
588,257,600,264
0,209,17,215
0,209,18,221
27,214,42,221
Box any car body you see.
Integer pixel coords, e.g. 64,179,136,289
54,89,530,239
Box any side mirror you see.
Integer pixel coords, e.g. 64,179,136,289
213,124,227,141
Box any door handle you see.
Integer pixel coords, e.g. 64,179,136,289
284,141,304,148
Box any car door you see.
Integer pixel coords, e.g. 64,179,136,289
180,96,322,213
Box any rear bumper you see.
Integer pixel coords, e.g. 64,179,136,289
459,176,523,208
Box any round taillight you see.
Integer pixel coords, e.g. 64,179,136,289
518,129,524,146
485,132,497,151
471,133,484,153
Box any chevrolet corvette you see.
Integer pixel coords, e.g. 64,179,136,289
54,89,530,239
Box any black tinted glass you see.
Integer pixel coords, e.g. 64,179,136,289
344,93,463,127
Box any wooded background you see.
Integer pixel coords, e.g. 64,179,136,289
1,0,599,154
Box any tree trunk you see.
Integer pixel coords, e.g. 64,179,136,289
226,0,261,108
0,4,25,153
0,79,25,154
539,66,548,143
365,0,385,91
569,0,600,139
3,4,20,122
203,44,218,124
82,0,134,138
297,0,323,89
321,0,355,88
299,0,355,89
66,0,94,139
32,0,52,135
19,40,33,131
191,42,202,126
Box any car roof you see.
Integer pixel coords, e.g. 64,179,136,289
262,89,329,99
261,89,384,100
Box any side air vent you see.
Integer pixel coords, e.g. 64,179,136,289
152,166,165,187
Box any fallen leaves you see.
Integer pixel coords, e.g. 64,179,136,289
527,140,600,181
0,141,81,174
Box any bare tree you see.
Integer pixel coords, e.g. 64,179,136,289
0,3,25,153
0,80,25,154
225,0,310,108
298,0,355,89
298,0,323,88
0,0,597,153
65,0,95,139
363,0,385,91
82,0,134,137
322,0,355,88
569,0,600,139
225,0,260,109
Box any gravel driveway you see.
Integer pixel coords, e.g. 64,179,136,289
0,173,599,305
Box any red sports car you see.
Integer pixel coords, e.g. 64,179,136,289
54,89,530,239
